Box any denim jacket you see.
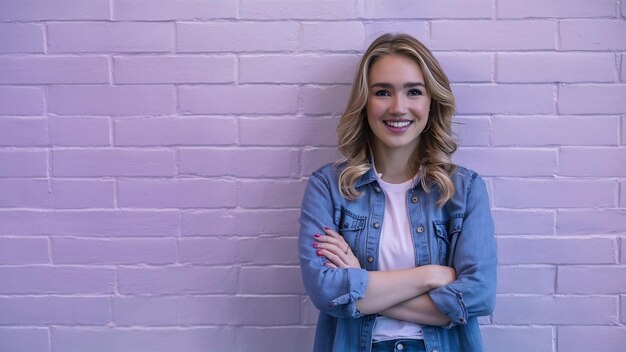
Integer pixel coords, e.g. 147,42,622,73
299,162,497,352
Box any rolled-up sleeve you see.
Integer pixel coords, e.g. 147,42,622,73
428,173,497,328
299,172,369,319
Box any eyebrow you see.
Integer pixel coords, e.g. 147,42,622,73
370,82,425,89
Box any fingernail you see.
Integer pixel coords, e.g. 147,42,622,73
323,262,328,267
316,250,322,256
314,234,321,238
312,243,319,248
323,227,331,231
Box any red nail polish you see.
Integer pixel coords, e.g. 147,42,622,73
323,227,331,231
313,243,319,248
314,234,321,238
316,250,322,256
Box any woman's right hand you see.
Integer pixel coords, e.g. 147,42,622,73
425,265,457,289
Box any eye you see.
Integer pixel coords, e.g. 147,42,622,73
408,88,422,96
374,90,391,97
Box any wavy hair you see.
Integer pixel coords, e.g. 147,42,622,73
336,33,457,206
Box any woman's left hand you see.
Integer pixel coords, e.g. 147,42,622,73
314,227,361,269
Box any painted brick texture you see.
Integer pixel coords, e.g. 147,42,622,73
0,1,624,352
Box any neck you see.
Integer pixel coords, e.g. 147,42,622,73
371,143,418,184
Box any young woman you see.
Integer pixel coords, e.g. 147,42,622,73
299,33,497,352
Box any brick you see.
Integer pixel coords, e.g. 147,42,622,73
493,179,616,208
48,22,173,53
558,266,626,294
181,209,300,237
0,117,48,146
498,0,616,18
51,327,235,352
113,0,237,20
239,267,305,294
179,85,298,114
239,327,316,352
493,116,619,146
498,237,616,264
454,84,554,114
49,85,176,116
435,52,493,83
0,297,109,325
301,22,364,51
301,297,319,325
431,20,555,50
622,180,626,207
622,295,626,322
49,117,110,147
240,55,359,84
177,22,298,52
0,238,48,264
47,210,178,237
179,237,298,265
0,328,49,352
558,327,626,352
497,266,555,294
115,117,235,146
238,180,306,209
492,209,554,236
300,85,351,115
113,55,234,84
453,148,556,176
0,87,44,115
118,267,237,294
452,116,491,146
118,179,236,208
113,296,300,326
482,326,553,352
52,238,176,264
493,295,617,324
0,23,44,53
622,56,625,82
0,0,109,20
560,85,626,114
53,149,175,177
50,179,114,209
302,148,340,176
240,0,357,19
364,21,429,44
0,266,114,294
623,237,626,264
0,211,48,236
363,0,492,19
559,147,626,176
0,56,109,84
497,52,616,83
240,117,338,146
561,20,626,50
0,179,49,208
179,148,300,177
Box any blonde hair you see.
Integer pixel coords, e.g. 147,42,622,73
336,33,457,206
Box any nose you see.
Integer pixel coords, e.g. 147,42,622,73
389,95,407,115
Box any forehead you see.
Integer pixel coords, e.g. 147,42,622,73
368,54,425,83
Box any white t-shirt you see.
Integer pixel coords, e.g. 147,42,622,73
372,171,424,341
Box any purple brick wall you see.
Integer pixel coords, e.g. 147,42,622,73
0,1,624,351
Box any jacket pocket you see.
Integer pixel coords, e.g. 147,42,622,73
334,207,366,250
433,217,463,266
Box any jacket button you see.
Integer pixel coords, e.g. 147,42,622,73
373,222,380,229
367,256,374,263
374,185,381,192
416,226,424,233
411,196,418,203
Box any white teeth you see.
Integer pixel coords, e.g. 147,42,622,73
384,121,412,128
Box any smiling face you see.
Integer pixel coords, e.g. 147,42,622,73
366,54,431,159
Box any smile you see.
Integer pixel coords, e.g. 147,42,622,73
383,120,413,128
